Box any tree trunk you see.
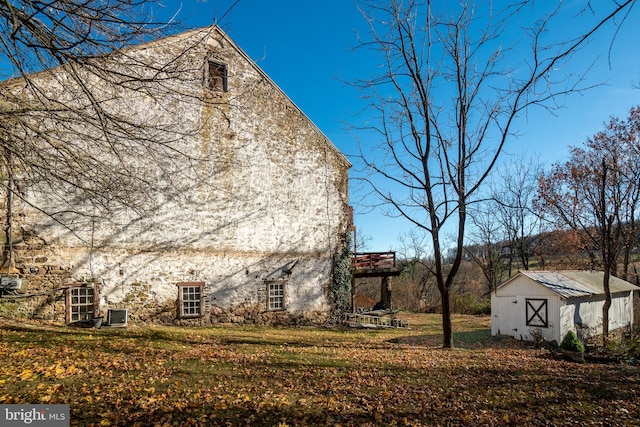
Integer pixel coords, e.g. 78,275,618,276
602,265,612,340
602,299,611,340
622,245,630,281
441,288,453,348
3,151,13,275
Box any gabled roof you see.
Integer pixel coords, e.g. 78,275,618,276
502,270,640,299
3,25,352,168
166,25,352,168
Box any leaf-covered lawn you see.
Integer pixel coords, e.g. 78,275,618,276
0,314,638,426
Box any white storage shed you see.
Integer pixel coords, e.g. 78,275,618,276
491,270,638,343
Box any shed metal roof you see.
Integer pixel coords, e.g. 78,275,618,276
516,270,640,299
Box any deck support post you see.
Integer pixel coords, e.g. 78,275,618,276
351,275,356,313
380,276,391,309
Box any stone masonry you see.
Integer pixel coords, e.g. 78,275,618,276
0,26,351,326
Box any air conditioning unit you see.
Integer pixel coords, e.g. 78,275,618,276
107,309,128,327
0,277,22,290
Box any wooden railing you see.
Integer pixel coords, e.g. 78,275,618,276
351,252,396,270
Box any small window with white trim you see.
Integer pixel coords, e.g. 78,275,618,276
266,280,285,311
66,286,98,323
177,282,204,318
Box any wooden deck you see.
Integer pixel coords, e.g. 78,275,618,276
352,252,395,270
351,252,400,277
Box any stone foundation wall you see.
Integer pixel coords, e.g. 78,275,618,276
1,242,337,326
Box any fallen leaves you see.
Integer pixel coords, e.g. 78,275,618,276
0,315,638,426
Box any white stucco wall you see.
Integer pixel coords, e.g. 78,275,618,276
5,27,351,324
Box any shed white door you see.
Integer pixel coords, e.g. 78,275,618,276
509,298,522,337
493,296,521,338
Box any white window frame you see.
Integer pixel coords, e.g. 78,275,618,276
177,282,204,318
266,280,286,311
66,286,97,323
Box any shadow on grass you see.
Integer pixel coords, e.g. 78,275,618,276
0,316,528,353
387,328,533,350
0,319,397,357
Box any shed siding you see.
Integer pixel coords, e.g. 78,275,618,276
493,272,637,343
491,276,561,342
560,292,634,340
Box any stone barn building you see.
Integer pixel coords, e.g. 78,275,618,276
0,26,351,326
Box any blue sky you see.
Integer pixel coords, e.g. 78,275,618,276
170,1,640,252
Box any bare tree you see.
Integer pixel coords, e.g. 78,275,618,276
617,108,640,283
465,202,507,293
397,229,438,309
0,2,236,272
492,157,543,273
538,106,640,339
351,0,636,347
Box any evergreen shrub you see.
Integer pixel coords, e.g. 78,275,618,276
560,330,585,353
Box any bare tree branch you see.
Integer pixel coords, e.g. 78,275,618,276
0,1,239,270
350,0,636,348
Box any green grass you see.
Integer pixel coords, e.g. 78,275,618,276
0,314,638,426
454,328,492,344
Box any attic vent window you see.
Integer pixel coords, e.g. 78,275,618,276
178,282,204,318
208,61,228,92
